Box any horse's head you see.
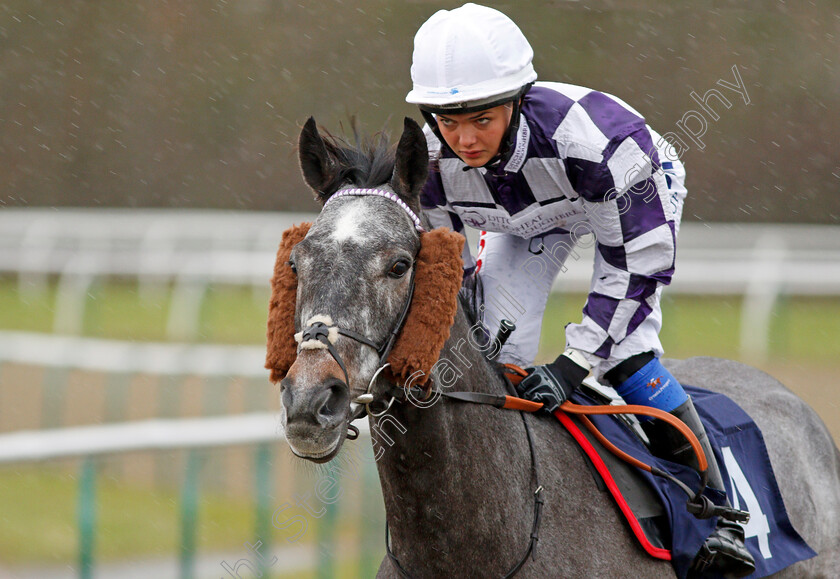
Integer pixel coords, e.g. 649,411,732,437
266,117,463,462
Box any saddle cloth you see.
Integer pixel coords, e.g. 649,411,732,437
559,384,816,578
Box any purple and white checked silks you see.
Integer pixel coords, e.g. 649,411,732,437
420,82,687,379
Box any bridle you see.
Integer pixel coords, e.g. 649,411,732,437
293,186,545,578
295,266,417,434
295,186,423,434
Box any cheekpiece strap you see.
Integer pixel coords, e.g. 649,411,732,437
325,188,425,232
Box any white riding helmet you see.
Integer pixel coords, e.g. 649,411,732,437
406,3,537,113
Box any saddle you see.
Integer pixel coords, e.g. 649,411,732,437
561,383,815,579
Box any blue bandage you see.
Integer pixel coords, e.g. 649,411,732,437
615,357,688,414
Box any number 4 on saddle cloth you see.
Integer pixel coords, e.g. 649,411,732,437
562,384,816,578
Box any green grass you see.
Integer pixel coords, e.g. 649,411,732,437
0,279,270,343
0,463,249,564
0,280,58,333
201,285,272,344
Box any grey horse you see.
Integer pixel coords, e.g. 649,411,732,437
271,117,840,577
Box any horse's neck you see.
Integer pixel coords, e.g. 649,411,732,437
375,308,511,462
373,308,535,573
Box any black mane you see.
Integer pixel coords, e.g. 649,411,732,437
318,125,396,198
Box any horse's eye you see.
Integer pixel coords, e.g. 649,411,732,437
288,259,297,274
388,259,411,279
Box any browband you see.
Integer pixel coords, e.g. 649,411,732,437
324,188,425,232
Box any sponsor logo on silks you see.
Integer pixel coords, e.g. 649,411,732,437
647,377,662,390
461,210,486,228
450,88,460,95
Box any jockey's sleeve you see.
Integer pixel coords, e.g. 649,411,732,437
563,127,677,378
420,165,476,276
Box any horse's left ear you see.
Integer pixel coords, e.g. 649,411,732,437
391,117,429,213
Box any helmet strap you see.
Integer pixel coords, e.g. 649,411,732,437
493,83,533,169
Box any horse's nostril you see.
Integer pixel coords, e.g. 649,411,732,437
279,376,292,394
281,385,293,410
317,383,350,424
283,378,348,428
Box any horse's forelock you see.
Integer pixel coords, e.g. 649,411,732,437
318,129,396,199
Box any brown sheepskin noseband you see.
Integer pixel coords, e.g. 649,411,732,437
265,224,464,386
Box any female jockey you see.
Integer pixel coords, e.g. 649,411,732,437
406,3,754,576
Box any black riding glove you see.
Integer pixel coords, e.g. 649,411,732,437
516,350,591,413
458,271,484,326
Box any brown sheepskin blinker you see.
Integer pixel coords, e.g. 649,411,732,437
265,222,311,383
265,224,464,386
387,228,464,385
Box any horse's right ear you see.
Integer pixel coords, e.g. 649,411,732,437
299,117,335,205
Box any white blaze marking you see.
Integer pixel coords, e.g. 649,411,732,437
331,204,368,243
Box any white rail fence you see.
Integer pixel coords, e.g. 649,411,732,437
2,209,840,359
0,411,284,465
0,330,266,377
0,332,380,579
0,330,273,436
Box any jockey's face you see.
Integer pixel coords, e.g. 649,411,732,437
436,103,513,167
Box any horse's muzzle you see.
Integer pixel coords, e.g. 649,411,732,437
280,351,351,461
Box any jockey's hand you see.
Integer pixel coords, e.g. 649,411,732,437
516,350,591,413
